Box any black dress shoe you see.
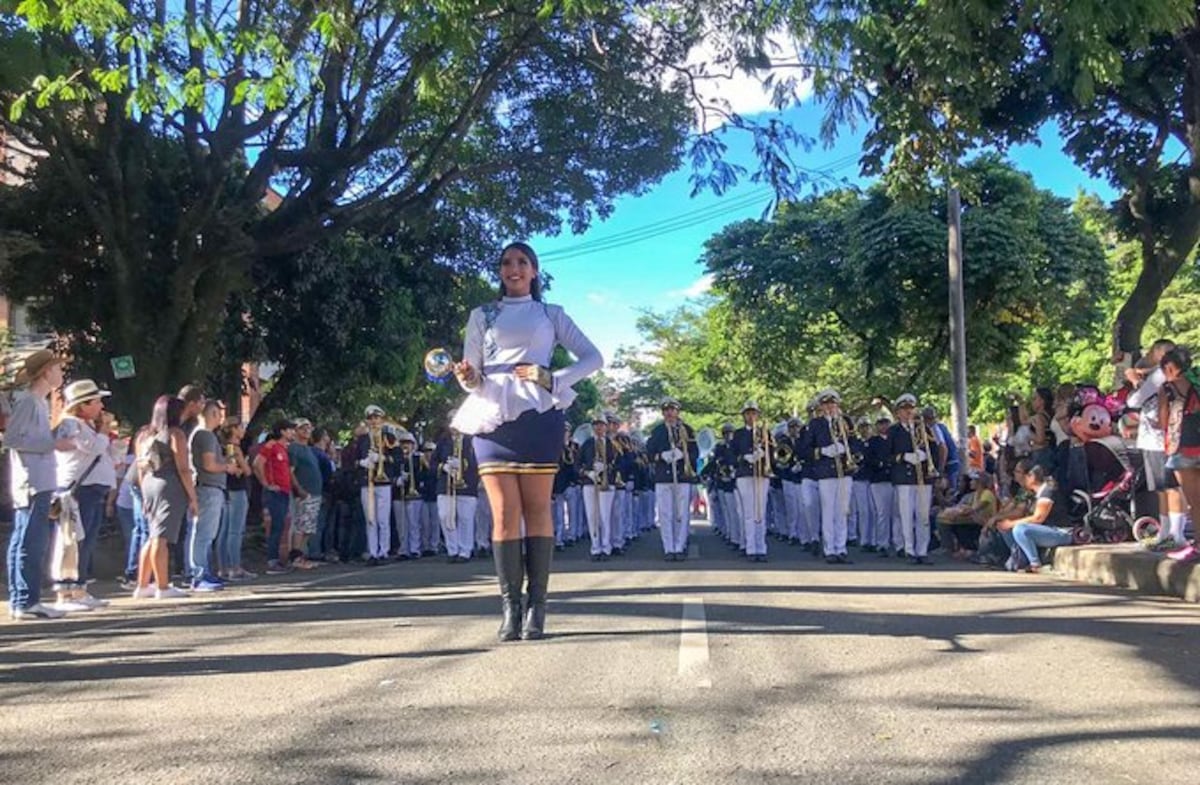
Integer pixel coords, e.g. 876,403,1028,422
825,555,839,564
836,554,854,565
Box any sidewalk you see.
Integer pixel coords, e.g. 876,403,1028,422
1051,543,1200,603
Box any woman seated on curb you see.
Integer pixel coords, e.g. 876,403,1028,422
1004,464,1070,573
973,460,1033,566
936,472,997,560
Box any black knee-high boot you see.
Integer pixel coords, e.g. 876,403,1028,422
493,539,524,642
521,536,555,640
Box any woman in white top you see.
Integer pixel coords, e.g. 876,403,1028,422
452,242,602,641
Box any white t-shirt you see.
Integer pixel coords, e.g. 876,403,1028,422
54,415,118,489
1128,368,1166,452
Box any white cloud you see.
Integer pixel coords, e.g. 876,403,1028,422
586,291,610,305
667,273,714,299
679,27,813,130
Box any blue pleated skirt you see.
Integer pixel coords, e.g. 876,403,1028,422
472,407,566,476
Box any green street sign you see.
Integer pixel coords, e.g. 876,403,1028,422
111,355,136,380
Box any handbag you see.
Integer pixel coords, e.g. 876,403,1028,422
48,454,103,521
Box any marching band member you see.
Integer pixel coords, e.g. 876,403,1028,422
604,413,628,555
350,405,400,565
616,433,640,546
799,400,822,555
392,430,425,559
634,446,654,534
888,393,937,565
778,418,804,545
803,390,857,564
851,418,875,549
435,426,478,562
767,433,787,541
865,417,897,555
646,397,698,561
733,401,771,562
711,423,740,549
577,414,617,560
418,441,439,557
553,423,577,550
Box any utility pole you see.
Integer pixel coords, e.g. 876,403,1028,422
947,186,969,457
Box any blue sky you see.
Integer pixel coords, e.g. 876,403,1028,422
530,101,1119,368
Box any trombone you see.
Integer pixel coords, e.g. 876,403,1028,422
913,415,939,487
752,421,773,523
365,422,398,525
831,413,859,479
447,432,466,531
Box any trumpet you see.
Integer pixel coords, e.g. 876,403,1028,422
773,441,794,468
913,415,940,486
595,435,609,492
832,414,859,477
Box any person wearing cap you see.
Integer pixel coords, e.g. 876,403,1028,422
48,379,118,610
417,440,442,556
576,415,617,563
434,425,480,562
887,394,936,565
603,413,629,555
253,419,297,573
6,351,71,619
449,241,602,641
185,399,236,591
797,399,823,556
800,390,857,564
286,418,323,570
732,401,771,562
645,398,699,561
776,418,804,546
865,416,898,556
347,406,400,565
566,426,588,546
391,429,425,560
850,418,875,550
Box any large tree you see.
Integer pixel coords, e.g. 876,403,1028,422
0,0,708,412
766,0,1199,358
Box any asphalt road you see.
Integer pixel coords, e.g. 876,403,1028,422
2,522,1198,785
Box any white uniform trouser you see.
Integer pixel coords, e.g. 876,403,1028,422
735,476,769,555
583,487,614,555
437,494,477,558
707,487,723,532
768,486,786,534
391,496,420,556
851,480,874,545
782,480,803,539
475,489,493,551
566,486,585,540
610,489,625,549
624,485,637,539
552,494,566,545
818,476,853,556
800,478,821,544
895,484,933,557
720,489,741,545
871,483,899,552
656,482,691,555
361,486,392,559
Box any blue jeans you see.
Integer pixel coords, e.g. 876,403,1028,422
7,491,53,610
74,484,109,585
189,486,225,581
1012,523,1073,567
116,502,147,580
263,489,291,563
218,489,249,570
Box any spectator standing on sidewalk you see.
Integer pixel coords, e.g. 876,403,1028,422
134,396,195,599
6,350,69,620
217,417,254,580
307,427,337,561
287,418,323,570
51,379,116,612
254,420,295,574
188,400,235,591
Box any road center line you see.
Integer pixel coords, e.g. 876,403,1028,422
678,597,712,688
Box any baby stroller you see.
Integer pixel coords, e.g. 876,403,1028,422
1068,437,1156,544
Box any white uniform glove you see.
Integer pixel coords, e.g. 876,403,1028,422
586,470,598,482
443,457,462,474
903,452,921,465
661,448,684,462
833,443,847,456
593,461,606,474
820,444,839,458
357,453,379,469
742,453,756,464
752,448,766,462
915,449,928,462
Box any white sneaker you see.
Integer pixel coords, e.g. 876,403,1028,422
77,593,110,609
10,603,66,620
131,585,156,599
52,599,95,613
154,585,189,599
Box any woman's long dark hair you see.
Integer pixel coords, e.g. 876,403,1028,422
148,395,184,436
1033,387,1053,414
497,241,543,301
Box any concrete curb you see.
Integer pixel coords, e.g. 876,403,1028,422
1051,543,1200,603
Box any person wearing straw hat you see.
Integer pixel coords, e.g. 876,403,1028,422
732,400,771,562
50,379,117,610
6,350,70,620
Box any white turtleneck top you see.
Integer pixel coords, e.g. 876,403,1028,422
450,295,603,435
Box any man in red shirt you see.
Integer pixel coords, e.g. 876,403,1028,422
253,420,296,573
